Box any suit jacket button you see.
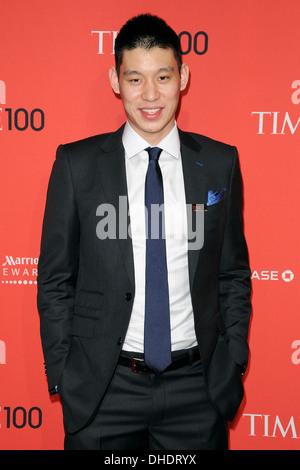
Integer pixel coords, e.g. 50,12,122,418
117,337,123,345
125,292,132,301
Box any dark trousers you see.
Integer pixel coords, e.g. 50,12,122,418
64,351,228,450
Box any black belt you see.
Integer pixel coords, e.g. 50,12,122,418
118,347,200,374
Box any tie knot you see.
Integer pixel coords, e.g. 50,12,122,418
146,147,162,162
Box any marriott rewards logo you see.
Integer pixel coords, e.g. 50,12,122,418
2,256,38,286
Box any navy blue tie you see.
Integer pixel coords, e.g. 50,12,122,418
144,147,172,374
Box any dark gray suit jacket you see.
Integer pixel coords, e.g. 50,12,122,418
37,125,251,433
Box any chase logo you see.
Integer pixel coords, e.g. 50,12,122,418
282,270,294,282
251,270,294,282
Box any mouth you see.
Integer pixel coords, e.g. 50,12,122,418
139,107,163,119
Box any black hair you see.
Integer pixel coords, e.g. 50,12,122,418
114,14,182,76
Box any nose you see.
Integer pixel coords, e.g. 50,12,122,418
141,79,160,102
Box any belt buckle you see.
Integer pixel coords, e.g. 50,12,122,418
131,358,148,374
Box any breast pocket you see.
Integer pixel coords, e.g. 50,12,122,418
204,199,226,232
206,198,226,215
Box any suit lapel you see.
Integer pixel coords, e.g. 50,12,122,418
96,125,135,290
95,127,207,294
179,130,207,291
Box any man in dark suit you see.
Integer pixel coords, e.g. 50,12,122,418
37,14,251,450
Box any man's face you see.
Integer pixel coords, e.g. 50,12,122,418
109,47,189,145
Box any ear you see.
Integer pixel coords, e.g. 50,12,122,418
180,63,189,91
109,66,120,94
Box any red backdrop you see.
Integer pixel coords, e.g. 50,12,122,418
1,0,299,450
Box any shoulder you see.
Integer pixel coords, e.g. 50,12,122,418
50,126,124,184
179,129,236,155
179,129,239,173
58,125,124,159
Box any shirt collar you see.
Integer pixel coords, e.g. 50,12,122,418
122,121,181,159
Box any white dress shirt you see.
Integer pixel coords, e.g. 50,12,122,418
122,122,197,352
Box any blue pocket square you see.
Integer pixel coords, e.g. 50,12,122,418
207,188,226,206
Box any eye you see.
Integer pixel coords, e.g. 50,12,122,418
128,78,143,86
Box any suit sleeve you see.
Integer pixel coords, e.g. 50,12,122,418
218,148,252,369
37,145,80,390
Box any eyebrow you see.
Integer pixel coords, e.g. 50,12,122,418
123,66,175,76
